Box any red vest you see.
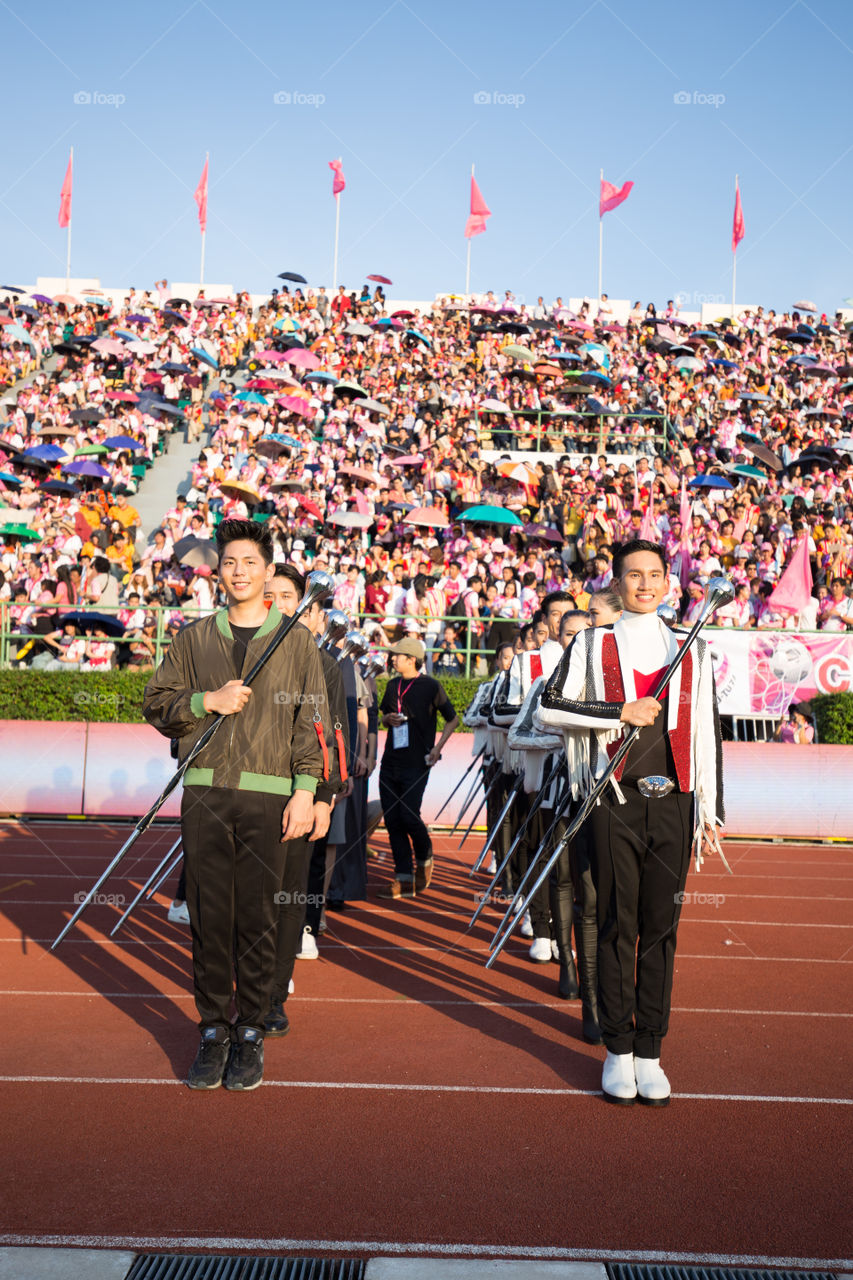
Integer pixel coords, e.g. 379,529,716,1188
600,632,692,790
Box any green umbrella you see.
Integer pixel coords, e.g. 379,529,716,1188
75,444,108,456
730,464,767,481
458,504,523,527
0,524,42,541
502,344,535,362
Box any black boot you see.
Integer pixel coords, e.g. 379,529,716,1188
575,911,603,1045
550,866,579,1000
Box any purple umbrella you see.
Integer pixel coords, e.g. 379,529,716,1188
31,293,53,304
63,459,111,479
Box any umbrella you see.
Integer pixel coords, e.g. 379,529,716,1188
688,475,734,490
803,408,841,418
458,504,523,526
25,443,67,461
522,523,563,543
104,435,144,451
69,408,104,423
235,390,270,404
728,464,767,481
479,398,511,414
0,284,24,293
793,300,817,312
367,274,392,284
339,464,380,484
105,390,139,403
160,361,192,373
579,371,611,387
391,309,414,318
345,322,373,337
335,381,367,398
295,496,323,519
0,524,42,541
125,314,152,324
37,423,75,437
674,356,703,372
40,479,77,496
357,397,391,416
191,346,218,369
0,471,21,485
254,433,301,458
175,537,219,570
404,328,432,347
835,437,853,453
31,293,53,304
327,510,374,529
75,444,109,456
53,294,77,305
61,610,125,637
219,480,261,504
502,343,535,361
63,460,111,479
277,395,315,418
145,401,185,418
742,441,784,471
284,349,322,370
303,370,336,383
404,506,449,529
498,461,538,486
390,453,423,467
278,272,308,283
91,338,126,357
533,363,563,378
737,392,772,403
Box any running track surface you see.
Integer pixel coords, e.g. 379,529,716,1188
0,821,851,1266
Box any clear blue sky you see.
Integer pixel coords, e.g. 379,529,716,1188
3,0,852,312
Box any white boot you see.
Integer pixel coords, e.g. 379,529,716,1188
634,1056,671,1106
601,1051,637,1105
528,936,552,963
520,910,534,938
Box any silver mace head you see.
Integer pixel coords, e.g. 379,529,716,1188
702,575,736,620
304,570,335,607
338,630,371,662
656,602,679,627
319,608,349,648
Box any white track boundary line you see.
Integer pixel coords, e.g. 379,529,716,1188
0,1236,850,1269
0,990,851,1018
0,1075,850,1104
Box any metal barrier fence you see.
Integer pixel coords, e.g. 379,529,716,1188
475,409,674,455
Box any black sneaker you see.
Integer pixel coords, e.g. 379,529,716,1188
264,1002,290,1037
224,1029,264,1091
186,1029,230,1091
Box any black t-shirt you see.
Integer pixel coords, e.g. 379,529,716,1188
231,623,260,676
380,674,456,769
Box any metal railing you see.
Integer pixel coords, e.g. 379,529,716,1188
475,408,674,455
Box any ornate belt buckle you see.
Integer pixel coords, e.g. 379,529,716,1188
637,775,675,799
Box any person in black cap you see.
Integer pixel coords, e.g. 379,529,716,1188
378,635,459,899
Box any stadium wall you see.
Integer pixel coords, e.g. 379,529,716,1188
0,721,850,840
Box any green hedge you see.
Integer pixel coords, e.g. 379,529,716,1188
0,670,486,728
811,693,853,745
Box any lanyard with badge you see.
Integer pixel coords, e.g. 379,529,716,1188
393,677,416,749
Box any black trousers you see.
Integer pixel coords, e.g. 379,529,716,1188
378,759,433,878
588,785,693,1058
271,835,311,1006
514,801,551,938
181,786,291,1036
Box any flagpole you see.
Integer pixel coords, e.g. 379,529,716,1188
465,163,474,297
65,146,73,294
597,167,603,305
731,174,738,320
333,193,340,290
199,151,208,287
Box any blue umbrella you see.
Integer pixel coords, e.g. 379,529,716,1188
303,371,336,383
458,504,523,526
160,362,192,373
405,329,433,348
689,475,734,490
709,358,737,369
0,471,21,485
25,444,67,462
4,324,35,346
236,390,269,404
103,435,144,451
62,610,125,637
1,285,26,293
579,371,611,387
738,392,772,402
191,346,218,369
112,329,137,341
125,314,152,324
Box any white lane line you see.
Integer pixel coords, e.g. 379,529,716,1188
0,991,851,1018
0,1236,848,1269
0,1076,850,1104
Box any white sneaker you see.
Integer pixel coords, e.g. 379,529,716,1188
551,939,560,962
602,1051,637,1105
486,856,497,875
167,901,190,925
528,936,552,963
634,1057,671,1106
288,978,295,995
520,910,534,938
296,926,318,960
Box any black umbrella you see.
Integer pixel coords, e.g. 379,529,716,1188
278,272,308,284
160,362,192,373
166,297,192,309
2,285,26,293
741,441,784,471
40,479,78,496
69,409,104,423
273,335,306,350
61,610,125,638
497,322,533,335
527,319,553,330
173,535,218,569
146,401,185,418
53,342,84,356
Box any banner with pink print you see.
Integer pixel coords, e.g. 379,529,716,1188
706,629,853,716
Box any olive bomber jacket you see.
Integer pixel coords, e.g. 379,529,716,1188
143,605,331,797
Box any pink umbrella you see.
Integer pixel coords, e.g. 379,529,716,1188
92,337,126,356
277,396,316,418
391,453,424,467
106,390,139,402
405,506,449,528
284,349,321,370
351,492,369,515
257,350,288,363
367,274,393,285
339,464,380,484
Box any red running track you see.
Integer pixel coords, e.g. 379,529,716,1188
0,820,851,1266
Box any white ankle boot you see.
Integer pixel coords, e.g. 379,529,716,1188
601,1051,637,1105
634,1056,671,1106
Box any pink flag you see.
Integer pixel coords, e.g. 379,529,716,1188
599,177,633,217
194,158,208,233
58,152,72,229
329,158,346,197
464,176,491,238
768,535,813,615
639,481,656,540
677,478,694,588
732,178,744,252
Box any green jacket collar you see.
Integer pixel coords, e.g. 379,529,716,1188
215,603,283,641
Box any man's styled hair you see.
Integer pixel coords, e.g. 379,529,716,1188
612,539,668,580
541,589,575,615
272,563,306,597
216,519,274,565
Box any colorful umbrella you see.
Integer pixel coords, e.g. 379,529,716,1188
367,274,392,284
458,505,523,526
